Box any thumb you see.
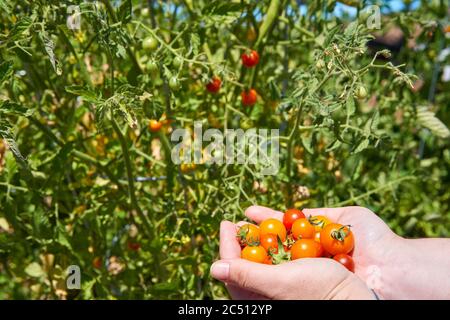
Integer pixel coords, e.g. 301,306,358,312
210,259,281,297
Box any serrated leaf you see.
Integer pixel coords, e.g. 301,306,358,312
0,60,13,85
189,33,200,56
25,262,45,278
417,106,450,138
301,134,314,154
40,31,62,76
0,100,34,117
346,97,355,117
353,138,370,154
344,21,358,36
202,2,244,15
65,85,99,103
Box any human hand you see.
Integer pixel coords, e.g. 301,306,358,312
210,205,385,299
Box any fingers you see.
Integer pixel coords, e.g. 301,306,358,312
245,205,283,224
219,221,241,260
303,207,345,222
211,259,281,298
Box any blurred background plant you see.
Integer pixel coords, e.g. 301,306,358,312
0,0,449,299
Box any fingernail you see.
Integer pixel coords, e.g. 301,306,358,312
210,261,230,281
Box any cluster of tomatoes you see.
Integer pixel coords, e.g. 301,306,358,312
238,209,355,272
205,49,260,107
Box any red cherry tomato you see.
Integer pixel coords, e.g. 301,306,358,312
241,89,257,106
206,76,221,93
283,208,305,230
333,253,355,272
241,50,260,67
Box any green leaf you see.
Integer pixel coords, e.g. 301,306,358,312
65,85,100,103
117,0,132,23
301,134,314,154
202,2,244,15
40,31,62,76
268,80,282,101
0,100,34,117
346,97,355,117
353,138,370,154
417,106,450,138
0,60,13,85
25,262,45,278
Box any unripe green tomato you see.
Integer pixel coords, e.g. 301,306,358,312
141,8,150,17
146,60,159,73
173,56,183,69
355,86,368,99
316,59,325,69
143,36,158,51
169,77,180,91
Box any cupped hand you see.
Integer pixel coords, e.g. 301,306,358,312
210,205,388,300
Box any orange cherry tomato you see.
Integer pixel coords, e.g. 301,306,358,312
320,223,354,255
291,239,321,260
237,224,260,246
291,218,315,240
259,218,287,242
260,233,278,254
333,253,355,272
309,215,331,232
314,231,321,243
241,245,267,263
148,119,163,132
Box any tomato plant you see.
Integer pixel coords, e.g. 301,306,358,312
0,0,448,300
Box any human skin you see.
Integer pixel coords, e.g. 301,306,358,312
210,205,450,300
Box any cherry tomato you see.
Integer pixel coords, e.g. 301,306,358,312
320,223,354,255
180,163,196,174
333,254,355,272
241,245,267,263
259,218,286,242
169,77,180,91
314,241,324,257
146,60,159,73
314,231,321,243
260,233,278,254
241,89,257,106
291,218,315,240
92,256,102,269
143,36,158,51
237,224,260,246
241,50,259,67
291,239,321,260
148,119,163,132
206,77,221,93
355,85,367,99
127,241,141,251
173,56,183,69
309,215,331,232
283,208,305,230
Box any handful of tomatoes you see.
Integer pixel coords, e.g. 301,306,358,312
237,209,355,272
